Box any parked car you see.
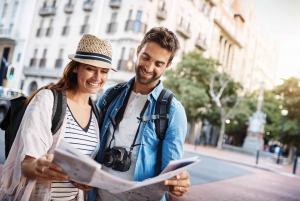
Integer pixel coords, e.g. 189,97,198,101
0,87,28,122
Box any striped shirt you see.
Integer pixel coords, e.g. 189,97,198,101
51,106,98,200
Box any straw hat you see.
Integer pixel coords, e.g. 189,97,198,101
68,34,117,72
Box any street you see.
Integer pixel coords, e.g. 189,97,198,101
0,132,300,200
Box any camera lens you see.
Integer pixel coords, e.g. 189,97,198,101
103,153,115,167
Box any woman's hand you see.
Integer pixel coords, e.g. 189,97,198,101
70,181,93,191
22,154,69,181
163,171,190,196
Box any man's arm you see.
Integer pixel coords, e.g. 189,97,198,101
161,101,189,196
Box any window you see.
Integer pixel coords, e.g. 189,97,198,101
46,19,53,37
9,23,13,32
158,0,165,10
62,17,70,36
12,1,18,17
127,48,135,71
17,53,21,62
134,10,142,32
36,20,44,37
128,10,132,20
55,49,63,68
80,15,89,34
2,3,8,18
118,47,125,70
39,49,47,67
29,49,38,67
52,0,56,7
107,13,117,33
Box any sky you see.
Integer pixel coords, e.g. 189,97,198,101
251,0,300,84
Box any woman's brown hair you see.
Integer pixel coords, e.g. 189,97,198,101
25,61,80,106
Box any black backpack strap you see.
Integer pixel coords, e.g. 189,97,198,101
155,88,174,175
90,98,102,130
102,82,127,113
100,82,127,127
50,89,66,134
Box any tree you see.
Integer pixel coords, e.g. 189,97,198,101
273,77,300,162
163,51,217,143
209,73,243,149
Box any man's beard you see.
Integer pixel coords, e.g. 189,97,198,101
135,66,162,85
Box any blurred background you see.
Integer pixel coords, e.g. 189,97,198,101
0,0,299,166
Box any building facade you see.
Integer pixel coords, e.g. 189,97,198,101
0,0,279,95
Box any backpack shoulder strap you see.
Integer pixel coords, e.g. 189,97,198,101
155,88,174,139
50,89,67,134
155,88,174,175
90,98,102,130
102,82,127,113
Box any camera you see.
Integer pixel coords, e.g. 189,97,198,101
101,147,131,172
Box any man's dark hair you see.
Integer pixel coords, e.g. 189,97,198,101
140,27,180,63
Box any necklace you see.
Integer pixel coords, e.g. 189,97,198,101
71,99,90,111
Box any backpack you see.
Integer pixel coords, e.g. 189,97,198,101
0,89,101,159
101,82,174,175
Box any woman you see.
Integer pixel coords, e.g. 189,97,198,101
0,34,116,200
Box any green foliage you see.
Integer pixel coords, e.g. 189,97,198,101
164,50,217,122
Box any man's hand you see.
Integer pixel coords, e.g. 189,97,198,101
163,171,190,196
70,181,93,191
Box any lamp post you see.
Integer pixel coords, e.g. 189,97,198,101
277,109,288,164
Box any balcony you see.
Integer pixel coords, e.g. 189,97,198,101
29,58,37,67
55,59,63,68
176,24,191,39
80,24,89,34
23,66,63,78
157,10,167,20
45,27,52,37
109,0,121,9
195,38,207,51
106,22,117,33
83,1,93,12
117,60,135,72
39,6,56,17
64,4,73,14
125,20,147,34
62,26,70,36
0,28,11,37
39,58,46,68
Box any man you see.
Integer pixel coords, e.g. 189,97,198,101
89,27,189,200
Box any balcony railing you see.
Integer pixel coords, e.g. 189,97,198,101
106,22,118,33
62,26,70,36
195,38,207,51
23,66,63,78
125,20,147,34
157,10,167,20
39,6,56,16
80,24,89,34
109,0,121,9
117,60,135,72
83,1,93,11
64,4,74,13
29,58,37,67
45,27,52,37
55,59,63,68
0,28,11,37
176,24,191,39
39,58,46,68
36,28,43,37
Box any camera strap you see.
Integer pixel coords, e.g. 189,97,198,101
108,86,150,158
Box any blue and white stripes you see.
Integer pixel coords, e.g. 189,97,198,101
74,51,112,64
